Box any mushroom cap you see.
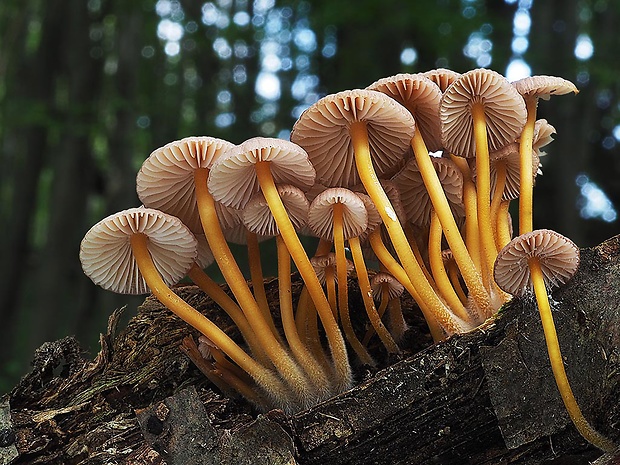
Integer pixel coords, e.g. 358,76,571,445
80,207,198,295
136,136,235,233
440,68,527,158
290,89,415,187
371,272,405,301
310,253,353,285
512,75,578,101
533,119,556,157
242,184,309,237
367,73,443,152
354,192,383,240
308,187,368,241
423,68,462,93
493,229,580,296
207,137,315,209
475,142,539,201
393,155,464,225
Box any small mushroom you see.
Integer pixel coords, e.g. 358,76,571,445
494,229,615,452
512,75,578,234
80,207,292,411
308,187,378,364
365,273,407,344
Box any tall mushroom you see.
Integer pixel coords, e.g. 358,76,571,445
136,136,314,405
243,185,333,399
80,207,293,411
207,136,352,391
512,75,578,234
291,89,464,335
441,69,527,291
494,229,616,452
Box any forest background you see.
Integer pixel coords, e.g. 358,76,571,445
1,0,619,393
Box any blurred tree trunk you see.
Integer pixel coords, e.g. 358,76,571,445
30,0,105,353
0,0,65,372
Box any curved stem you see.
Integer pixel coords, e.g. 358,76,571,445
497,200,513,250
411,132,491,315
194,168,313,403
350,235,399,354
325,264,338,320
529,257,616,452
490,161,507,252
246,231,280,339
519,97,538,234
187,264,270,366
368,229,450,341
428,211,470,322
350,122,466,335
387,298,407,343
130,233,292,409
277,235,332,400
450,154,482,273
254,161,352,392
446,260,468,305
333,203,374,365
362,288,389,345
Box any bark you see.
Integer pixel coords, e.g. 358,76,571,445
3,235,620,465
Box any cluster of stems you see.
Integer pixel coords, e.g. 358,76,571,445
81,67,616,451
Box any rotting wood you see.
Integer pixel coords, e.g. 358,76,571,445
3,236,620,464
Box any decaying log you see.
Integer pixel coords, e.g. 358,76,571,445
3,236,620,464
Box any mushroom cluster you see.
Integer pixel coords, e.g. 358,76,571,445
79,68,614,450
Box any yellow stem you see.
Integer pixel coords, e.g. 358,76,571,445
446,261,468,305
187,264,270,366
350,236,399,354
403,223,436,288
277,235,332,400
194,168,312,403
471,102,497,289
362,288,389,345
519,97,538,234
490,161,507,252
351,122,466,335
369,229,447,342
529,257,616,452
130,233,291,407
325,265,338,320
450,154,482,273
246,231,281,339
411,132,491,315
333,203,374,365
497,200,513,250
428,211,470,322
255,161,352,391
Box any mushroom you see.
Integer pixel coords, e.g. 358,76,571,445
441,69,527,290
80,207,293,411
494,229,615,452
423,68,462,93
365,272,407,345
242,185,333,399
137,136,314,407
512,75,578,234
370,73,491,317
291,89,463,336
208,136,352,391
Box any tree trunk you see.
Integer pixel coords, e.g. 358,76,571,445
3,235,620,464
